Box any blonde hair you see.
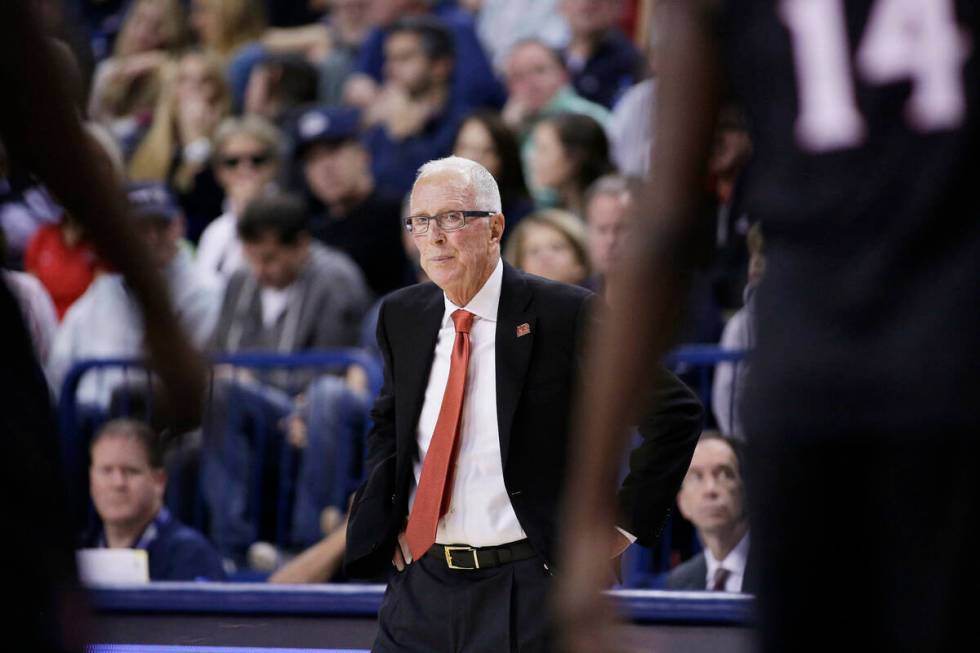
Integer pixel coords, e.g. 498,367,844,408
211,114,284,166
114,0,188,58
504,208,591,276
198,0,266,57
128,51,230,188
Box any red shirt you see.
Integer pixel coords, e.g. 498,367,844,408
24,224,98,320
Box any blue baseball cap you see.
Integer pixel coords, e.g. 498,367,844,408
294,106,362,159
126,182,180,221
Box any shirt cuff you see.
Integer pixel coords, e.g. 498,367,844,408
615,526,637,544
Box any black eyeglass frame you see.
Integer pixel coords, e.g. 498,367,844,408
404,210,497,235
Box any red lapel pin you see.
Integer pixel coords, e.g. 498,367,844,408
516,323,531,338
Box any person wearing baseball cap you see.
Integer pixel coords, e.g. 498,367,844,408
295,106,410,296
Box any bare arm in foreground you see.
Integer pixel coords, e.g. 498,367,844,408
554,2,724,650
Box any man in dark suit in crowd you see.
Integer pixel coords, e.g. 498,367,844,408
344,155,702,651
667,432,754,593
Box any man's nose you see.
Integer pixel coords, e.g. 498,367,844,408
426,223,447,243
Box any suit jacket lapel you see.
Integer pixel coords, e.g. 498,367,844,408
396,286,445,463
495,263,535,465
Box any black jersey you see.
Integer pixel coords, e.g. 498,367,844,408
719,0,980,433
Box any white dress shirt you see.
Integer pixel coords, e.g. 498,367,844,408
408,258,527,547
704,531,751,592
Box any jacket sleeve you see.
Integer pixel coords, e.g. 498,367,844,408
615,365,703,547
343,298,399,579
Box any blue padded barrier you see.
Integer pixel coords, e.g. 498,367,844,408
86,582,754,625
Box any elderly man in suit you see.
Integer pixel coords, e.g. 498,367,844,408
667,432,754,593
344,155,702,652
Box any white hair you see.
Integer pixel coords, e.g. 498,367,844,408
413,156,502,213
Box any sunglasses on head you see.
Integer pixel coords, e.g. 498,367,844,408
221,153,272,168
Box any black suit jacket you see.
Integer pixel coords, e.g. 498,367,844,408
344,263,702,579
666,545,757,593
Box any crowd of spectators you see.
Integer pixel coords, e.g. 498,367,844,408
2,0,758,586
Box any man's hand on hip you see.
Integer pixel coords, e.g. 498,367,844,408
393,531,414,571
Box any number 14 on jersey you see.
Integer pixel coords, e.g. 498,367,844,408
780,0,971,152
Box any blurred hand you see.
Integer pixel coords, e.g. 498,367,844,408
177,94,220,144
343,73,380,109
501,96,530,130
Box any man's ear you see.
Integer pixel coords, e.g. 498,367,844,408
490,212,506,243
152,469,167,500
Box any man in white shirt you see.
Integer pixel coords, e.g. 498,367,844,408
667,432,754,593
345,156,703,651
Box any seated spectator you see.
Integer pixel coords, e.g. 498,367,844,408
502,39,609,139
25,213,98,321
502,39,610,202
87,0,188,158
560,0,643,109
361,16,464,197
712,223,763,438
81,418,226,581
209,193,370,354
295,106,410,295
503,209,590,285
197,115,283,284
667,432,754,593
343,0,504,113
203,193,370,564
22,122,126,319
48,183,219,408
188,0,268,109
583,173,633,292
452,110,533,240
529,112,615,216
128,50,231,242
243,53,319,127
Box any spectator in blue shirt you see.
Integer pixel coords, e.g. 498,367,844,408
84,418,226,581
361,16,464,197
343,0,504,113
560,0,644,109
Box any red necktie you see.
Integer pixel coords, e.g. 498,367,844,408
711,567,731,591
405,309,475,560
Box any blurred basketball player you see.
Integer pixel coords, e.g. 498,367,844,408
557,1,980,651
1,4,207,650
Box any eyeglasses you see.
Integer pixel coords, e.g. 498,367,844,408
404,210,496,235
221,153,273,169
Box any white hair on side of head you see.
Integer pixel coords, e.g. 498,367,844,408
414,156,502,213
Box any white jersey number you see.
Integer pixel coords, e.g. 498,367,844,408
780,0,970,152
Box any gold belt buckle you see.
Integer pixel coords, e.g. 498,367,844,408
445,545,480,570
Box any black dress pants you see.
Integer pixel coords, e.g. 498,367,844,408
373,551,553,652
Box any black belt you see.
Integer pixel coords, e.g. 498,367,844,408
426,540,537,570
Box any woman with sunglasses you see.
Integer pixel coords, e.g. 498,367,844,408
196,115,282,284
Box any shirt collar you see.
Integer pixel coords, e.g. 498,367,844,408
704,530,750,588
441,257,503,327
